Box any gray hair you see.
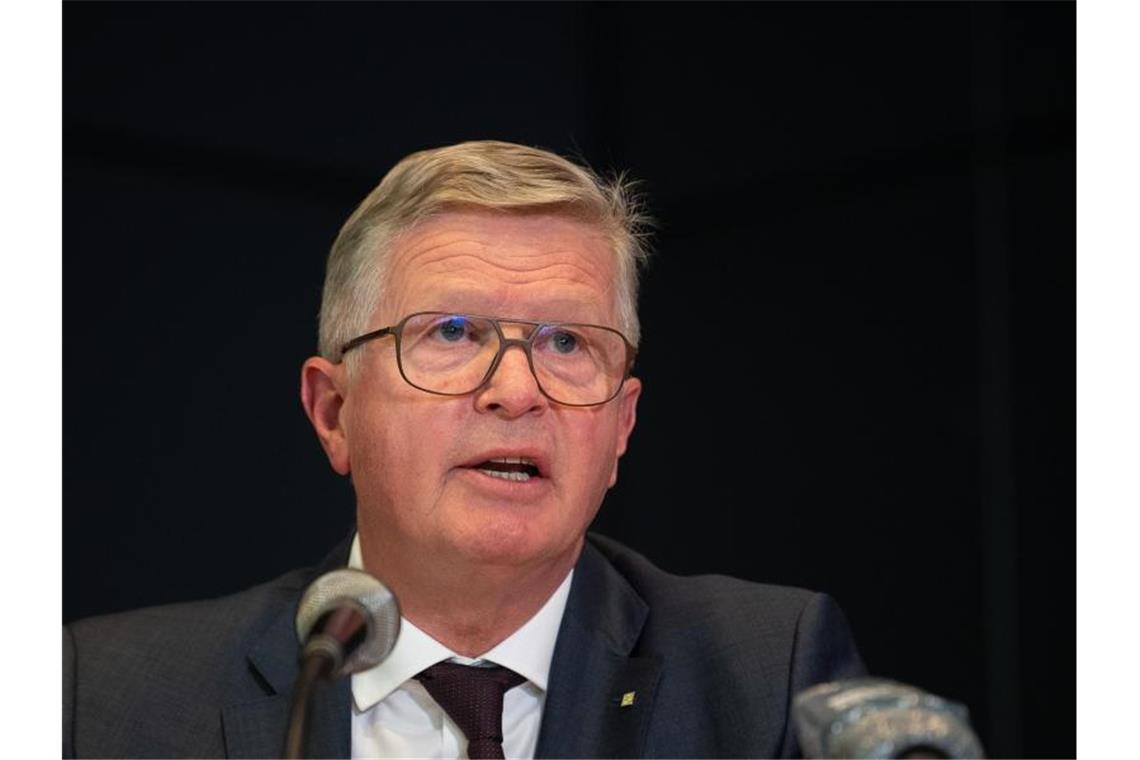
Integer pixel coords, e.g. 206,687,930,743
317,140,652,366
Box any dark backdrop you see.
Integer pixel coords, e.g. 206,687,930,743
63,3,1074,757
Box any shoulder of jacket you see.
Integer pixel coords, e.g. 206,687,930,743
66,563,314,660
586,531,818,610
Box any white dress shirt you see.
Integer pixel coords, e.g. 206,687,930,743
347,535,573,759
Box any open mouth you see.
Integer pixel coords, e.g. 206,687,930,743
472,457,542,482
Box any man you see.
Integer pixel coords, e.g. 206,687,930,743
64,141,865,758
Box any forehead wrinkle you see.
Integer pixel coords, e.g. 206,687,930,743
418,251,607,283
426,279,611,320
395,272,613,332
393,233,490,268
385,215,619,323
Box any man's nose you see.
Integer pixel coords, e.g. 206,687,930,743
473,340,547,417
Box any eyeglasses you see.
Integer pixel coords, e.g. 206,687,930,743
338,311,637,407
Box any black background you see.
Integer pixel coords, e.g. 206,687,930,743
64,2,1074,757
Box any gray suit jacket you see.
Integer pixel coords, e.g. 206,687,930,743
63,532,865,758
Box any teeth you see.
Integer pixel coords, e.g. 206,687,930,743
488,457,535,466
479,468,532,482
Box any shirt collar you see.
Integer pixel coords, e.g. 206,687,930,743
348,533,573,712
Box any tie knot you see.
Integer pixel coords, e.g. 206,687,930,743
415,662,527,759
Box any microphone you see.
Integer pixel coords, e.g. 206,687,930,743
294,568,401,678
792,678,985,759
285,569,401,758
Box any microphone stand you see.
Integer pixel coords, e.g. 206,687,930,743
284,650,335,759
284,605,365,759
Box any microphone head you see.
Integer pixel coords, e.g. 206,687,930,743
793,678,985,759
295,568,401,677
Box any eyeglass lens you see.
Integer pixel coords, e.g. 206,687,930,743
397,313,627,405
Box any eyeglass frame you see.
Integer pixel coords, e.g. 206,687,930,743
337,311,638,407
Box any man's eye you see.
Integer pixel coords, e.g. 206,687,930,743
435,318,470,342
549,331,579,354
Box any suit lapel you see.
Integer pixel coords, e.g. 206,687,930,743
220,694,290,760
536,539,663,759
222,534,354,759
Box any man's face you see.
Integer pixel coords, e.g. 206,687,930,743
327,209,640,574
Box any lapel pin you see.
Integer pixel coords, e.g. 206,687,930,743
620,691,636,707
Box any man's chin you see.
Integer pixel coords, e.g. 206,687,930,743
445,522,582,571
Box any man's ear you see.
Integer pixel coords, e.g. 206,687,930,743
608,376,641,487
300,357,351,475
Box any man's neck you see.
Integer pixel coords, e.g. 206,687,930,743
357,533,581,657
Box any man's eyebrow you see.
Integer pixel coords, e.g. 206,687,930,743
423,299,610,324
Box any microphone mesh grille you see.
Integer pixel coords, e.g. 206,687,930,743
295,568,401,676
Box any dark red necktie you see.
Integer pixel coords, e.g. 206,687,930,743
415,661,527,759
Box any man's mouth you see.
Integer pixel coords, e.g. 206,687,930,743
471,457,542,482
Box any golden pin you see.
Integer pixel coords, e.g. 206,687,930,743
620,691,636,707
